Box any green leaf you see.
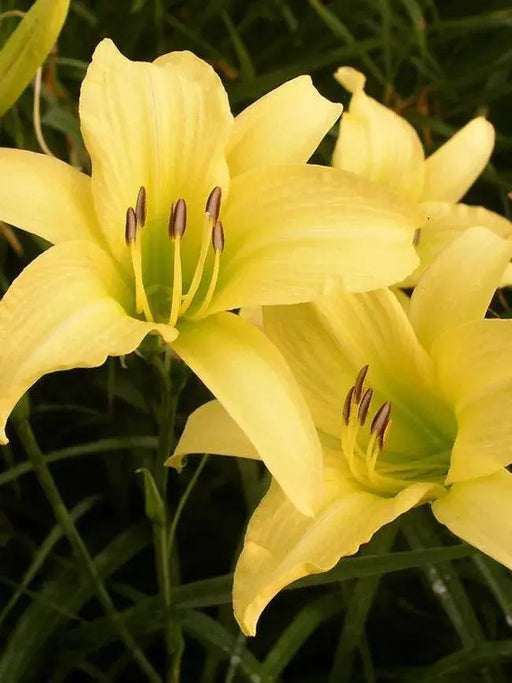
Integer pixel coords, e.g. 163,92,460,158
0,0,70,116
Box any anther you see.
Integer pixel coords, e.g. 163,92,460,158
342,386,354,425
135,186,147,227
371,402,391,437
206,186,222,222
212,220,225,252
358,388,373,425
353,365,369,402
169,198,187,239
125,207,137,245
413,228,421,246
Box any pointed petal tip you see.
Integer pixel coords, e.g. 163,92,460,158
334,66,366,93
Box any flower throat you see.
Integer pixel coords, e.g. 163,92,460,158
124,185,225,326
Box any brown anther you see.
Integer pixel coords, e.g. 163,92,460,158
212,220,225,252
342,386,354,425
413,228,421,246
353,365,369,402
169,198,187,239
371,402,391,436
358,388,373,425
125,207,137,245
135,186,147,227
206,186,222,222
377,418,392,450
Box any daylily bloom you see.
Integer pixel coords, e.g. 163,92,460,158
0,40,421,515
332,66,512,283
173,227,512,635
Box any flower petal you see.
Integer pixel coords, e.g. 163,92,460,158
0,241,176,444
227,76,342,176
403,201,512,286
168,399,260,468
432,469,512,570
263,290,454,453
0,148,102,246
234,470,437,635
409,227,512,353
332,67,425,202
421,118,495,203
209,165,420,312
171,312,324,516
79,39,232,275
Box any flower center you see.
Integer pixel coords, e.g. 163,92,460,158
124,185,225,325
340,366,451,496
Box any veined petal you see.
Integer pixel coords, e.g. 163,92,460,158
332,67,425,202
264,291,454,453
171,312,324,516
422,117,495,203
409,227,512,353
445,384,512,484
208,165,419,313
227,76,342,176
234,472,437,635
0,148,102,246
433,470,512,570
79,39,232,278
168,399,260,468
0,241,177,444
404,201,512,286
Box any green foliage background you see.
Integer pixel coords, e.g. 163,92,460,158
1,0,512,681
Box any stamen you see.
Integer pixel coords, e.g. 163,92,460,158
205,186,222,222
354,365,369,402
135,186,147,227
169,198,187,239
358,388,373,425
413,228,421,246
168,200,186,327
342,386,354,425
179,206,215,316
125,206,137,245
126,206,154,322
371,402,391,436
190,221,225,319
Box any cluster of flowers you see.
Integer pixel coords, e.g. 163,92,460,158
0,40,511,636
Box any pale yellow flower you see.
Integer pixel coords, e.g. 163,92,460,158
332,66,512,283
175,227,512,634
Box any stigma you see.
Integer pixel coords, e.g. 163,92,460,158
124,185,225,326
340,366,393,489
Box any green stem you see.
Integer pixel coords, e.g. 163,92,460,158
12,414,161,683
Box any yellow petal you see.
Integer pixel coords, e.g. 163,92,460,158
422,118,495,203
227,76,342,176
171,312,324,516
0,0,69,116
168,399,260,468
234,472,437,635
403,201,512,286
264,290,453,454
445,384,512,484
209,165,419,312
332,66,425,202
409,227,512,353
0,148,103,246
0,241,176,444
432,470,512,570
79,39,232,273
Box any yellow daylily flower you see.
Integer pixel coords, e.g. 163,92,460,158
175,226,512,635
0,40,421,516
332,66,512,284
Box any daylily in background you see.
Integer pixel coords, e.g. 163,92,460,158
0,0,69,116
0,40,421,515
174,227,512,635
333,66,512,283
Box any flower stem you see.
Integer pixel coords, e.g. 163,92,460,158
12,412,161,683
